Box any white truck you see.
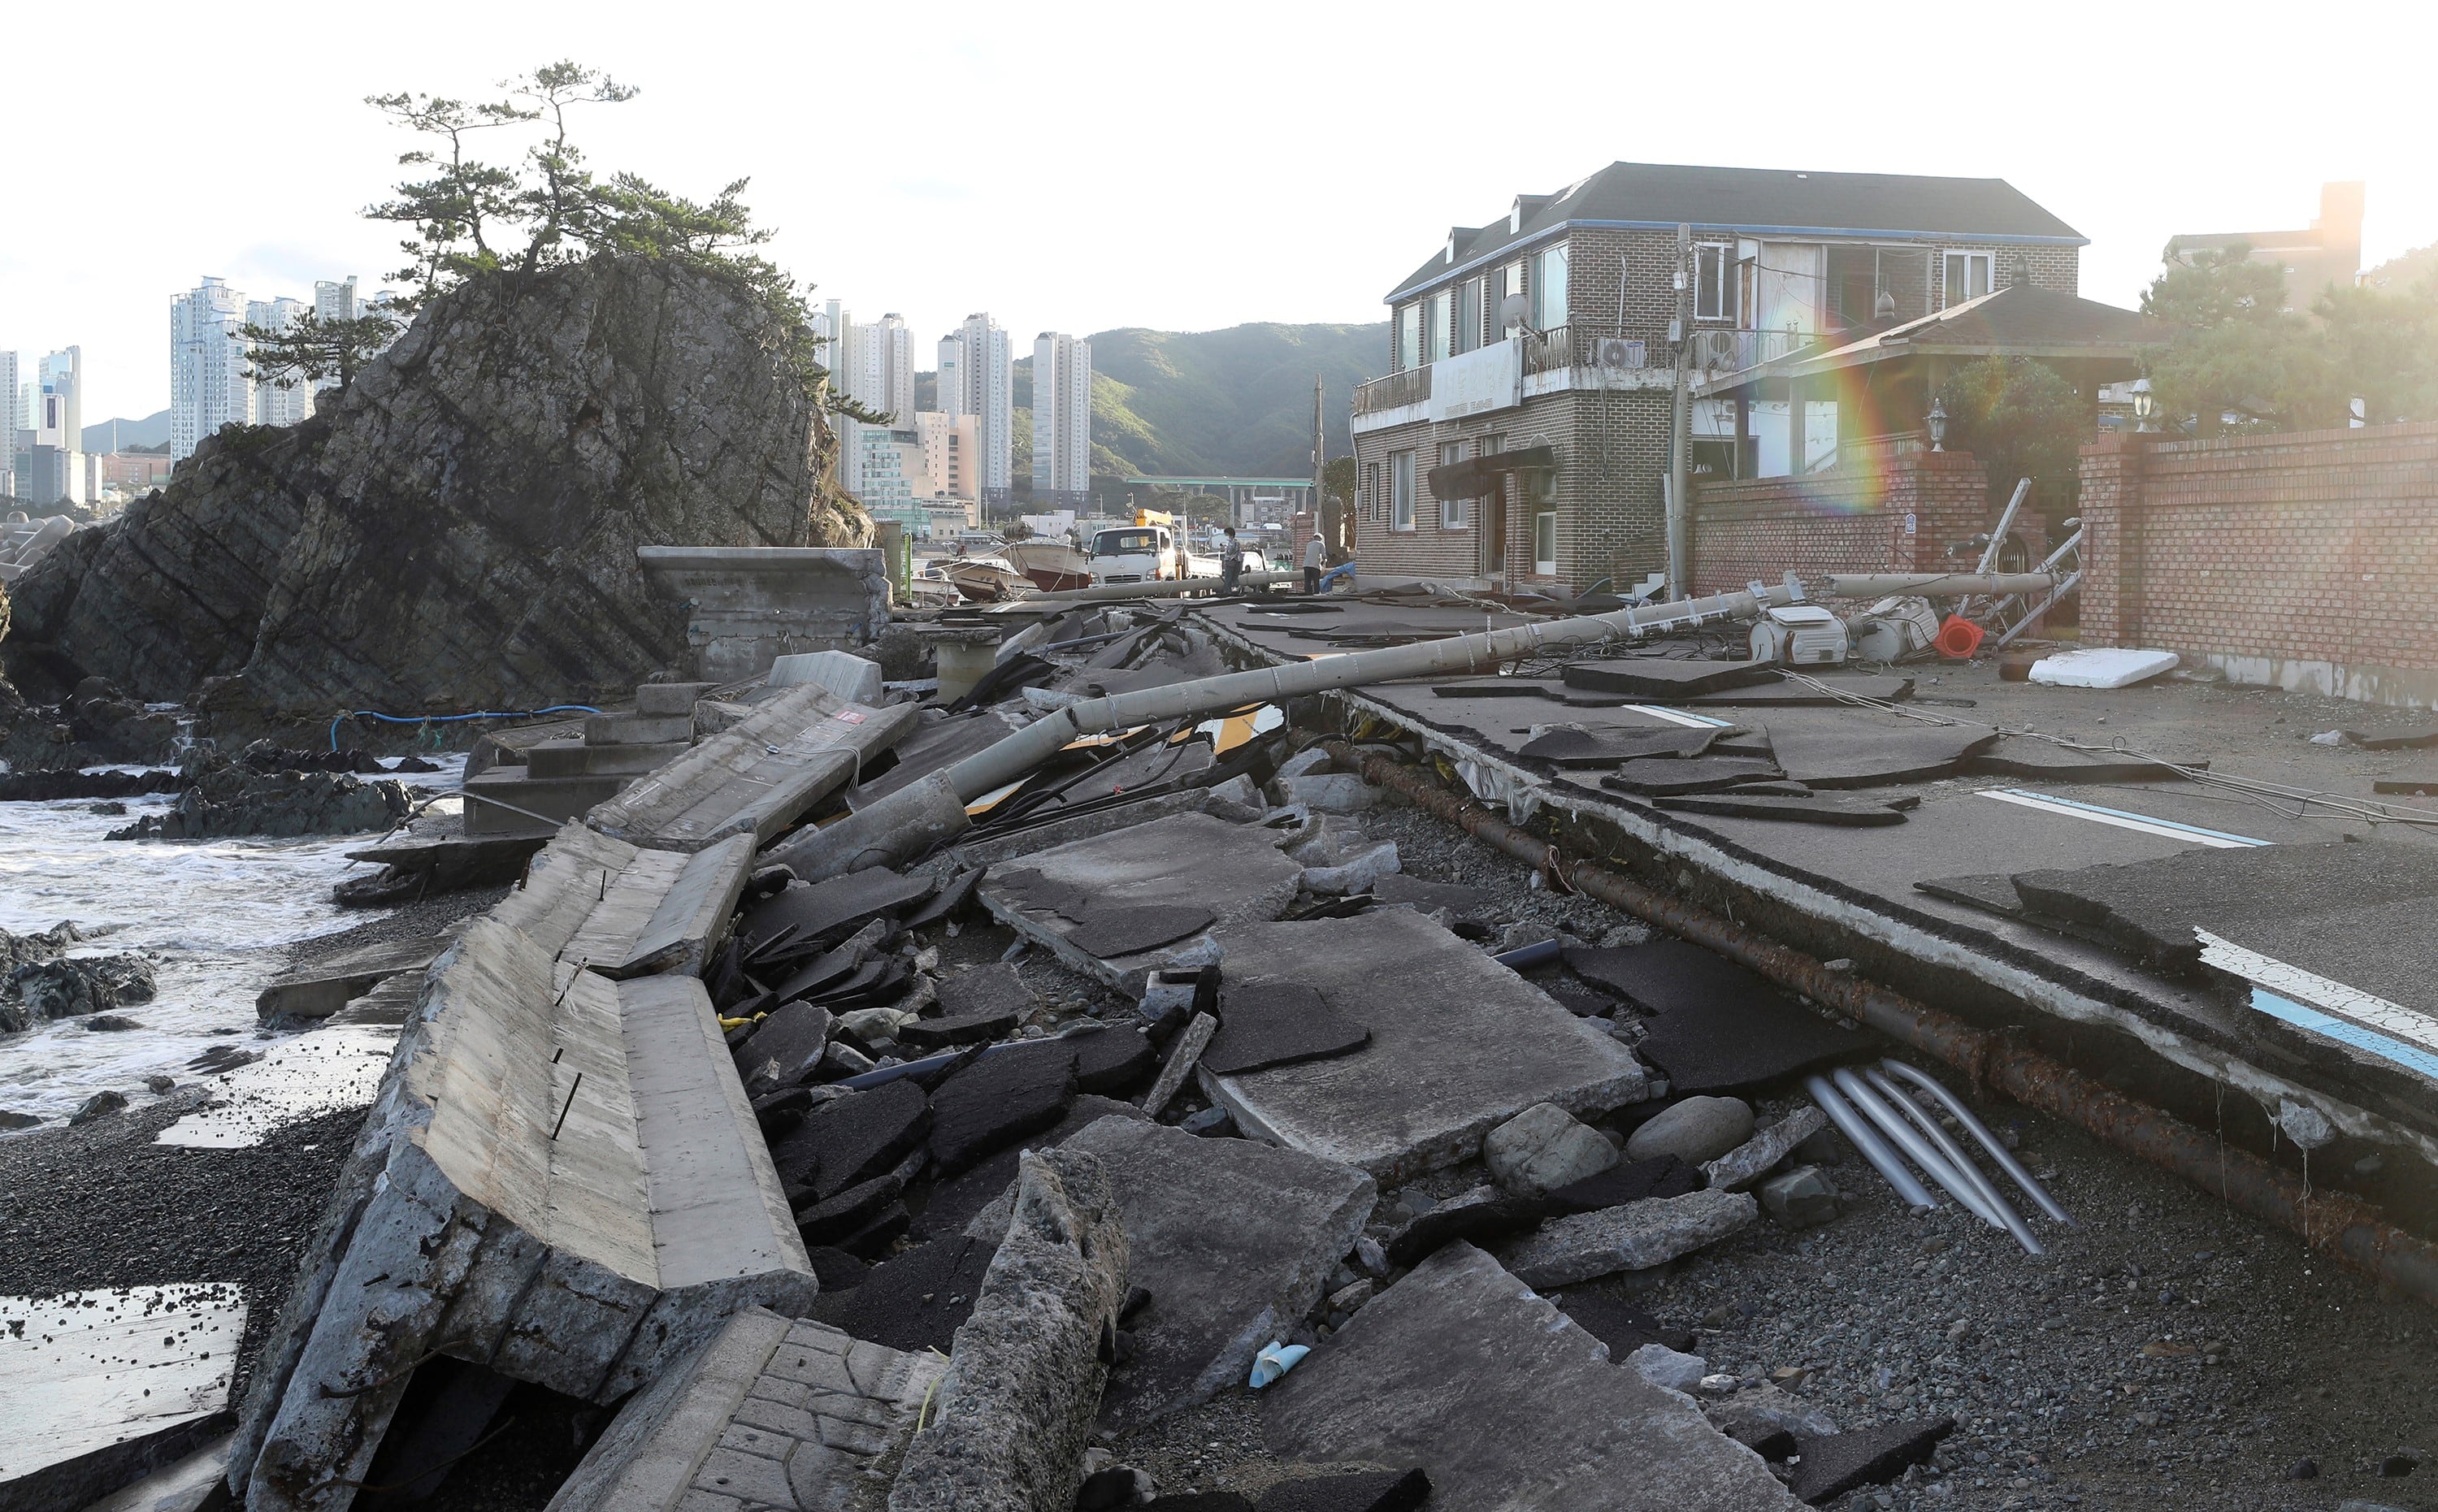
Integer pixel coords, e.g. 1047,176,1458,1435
1087,514,1217,585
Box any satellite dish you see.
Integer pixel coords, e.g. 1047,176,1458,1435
1498,292,1533,335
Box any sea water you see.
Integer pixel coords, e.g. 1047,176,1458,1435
0,760,463,1127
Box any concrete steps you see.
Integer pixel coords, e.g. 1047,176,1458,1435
463,769,631,834
528,738,692,778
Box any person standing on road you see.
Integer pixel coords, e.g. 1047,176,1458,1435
1303,531,1325,594
1221,526,1243,594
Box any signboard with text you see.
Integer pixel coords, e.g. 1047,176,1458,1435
1428,339,1522,422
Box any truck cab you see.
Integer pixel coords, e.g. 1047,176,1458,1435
1089,518,1196,584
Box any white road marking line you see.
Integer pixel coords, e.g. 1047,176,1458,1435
1979,789,2271,847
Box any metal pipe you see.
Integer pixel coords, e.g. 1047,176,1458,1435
782,578,1811,882
1865,1066,2043,1255
1863,1066,2014,1221
1320,739,2438,1310
1824,570,2062,600
1881,1059,2072,1225
1806,1074,1938,1210
1016,571,1297,604
1833,1068,2006,1228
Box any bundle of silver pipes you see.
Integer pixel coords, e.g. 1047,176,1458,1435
1807,1060,2073,1254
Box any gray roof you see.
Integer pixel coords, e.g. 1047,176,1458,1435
1388,161,2085,301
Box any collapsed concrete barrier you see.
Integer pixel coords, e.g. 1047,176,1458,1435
492,822,753,978
887,1148,1127,1511
229,911,813,1512
588,683,918,853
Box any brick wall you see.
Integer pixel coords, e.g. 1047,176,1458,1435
1690,451,1992,596
2078,422,2438,703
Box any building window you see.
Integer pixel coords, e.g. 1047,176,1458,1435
1438,441,1467,529
1427,290,1452,362
1532,244,1568,331
1451,279,1481,355
1696,243,1734,321
1529,471,1556,574
1396,304,1421,370
1390,450,1415,531
1364,461,1379,520
1942,251,1993,306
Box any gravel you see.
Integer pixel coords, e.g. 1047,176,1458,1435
0,1087,365,1408
288,881,513,971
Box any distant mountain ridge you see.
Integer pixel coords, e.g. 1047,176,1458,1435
81,411,172,452
915,321,1387,486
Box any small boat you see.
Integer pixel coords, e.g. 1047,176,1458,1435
1003,538,1092,593
941,555,1032,603
908,565,961,608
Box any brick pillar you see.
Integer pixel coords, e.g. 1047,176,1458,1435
2077,432,2151,646
1883,450,1988,573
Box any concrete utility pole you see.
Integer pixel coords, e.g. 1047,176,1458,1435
1311,375,1328,552
1666,221,1693,601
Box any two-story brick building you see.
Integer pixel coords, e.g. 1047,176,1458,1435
1349,161,2085,595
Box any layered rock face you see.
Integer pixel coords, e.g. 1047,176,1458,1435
9,256,866,715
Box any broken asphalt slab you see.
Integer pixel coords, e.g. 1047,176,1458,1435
1201,908,1647,1184
1655,791,1913,825
1600,756,1789,797
1516,726,1725,767
1262,1242,1802,1509
1202,981,1371,1077
1048,1115,1375,1431
1763,722,1999,789
978,811,1304,986
1494,1187,1759,1288
1560,659,1781,700
1568,941,1876,1094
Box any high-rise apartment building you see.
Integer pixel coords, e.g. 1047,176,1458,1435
247,298,314,427
171,277,252,460
913,411,978,500
37,349,81,448
943,314,1013,505
853,314,915,424
1030,332,1091,507
1,350,21,498
315,277,360,321
21,348,88,504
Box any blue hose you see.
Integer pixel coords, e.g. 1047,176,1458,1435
328,704,604,751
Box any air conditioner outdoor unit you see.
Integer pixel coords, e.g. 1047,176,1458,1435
1749,604,1850,667
1594,337,1646,369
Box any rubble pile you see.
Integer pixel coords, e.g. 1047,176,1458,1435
87,574,2438,1512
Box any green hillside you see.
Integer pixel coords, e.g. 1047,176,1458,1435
918,320,1388,491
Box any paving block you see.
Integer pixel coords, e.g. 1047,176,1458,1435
1049,1116,1375,1431
543,1307,940,1512
1200,909,1648,1185
1262,1243,1802,1509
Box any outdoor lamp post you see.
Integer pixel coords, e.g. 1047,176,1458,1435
1927,396,1948,452
2132,380,2155,432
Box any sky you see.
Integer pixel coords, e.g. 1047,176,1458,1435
10,0,2435,425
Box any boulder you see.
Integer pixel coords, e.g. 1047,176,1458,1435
8,256,865,712
1624,1096,1755,1165
1482,1103,1620,1198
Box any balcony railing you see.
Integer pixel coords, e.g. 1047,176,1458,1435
1352,365,1431,416
1690,327,1824,377
1520,325,1573,375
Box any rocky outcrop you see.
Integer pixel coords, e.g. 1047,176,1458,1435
106,769,412,841
9,256,867,715
1,923,157,1034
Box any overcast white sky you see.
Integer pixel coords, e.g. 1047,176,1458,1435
10,1,2432,423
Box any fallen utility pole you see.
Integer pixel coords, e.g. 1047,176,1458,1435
1017,571,1296,605
770,576,1811,882
1824,570,2063,600
1319,739,2438,1309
